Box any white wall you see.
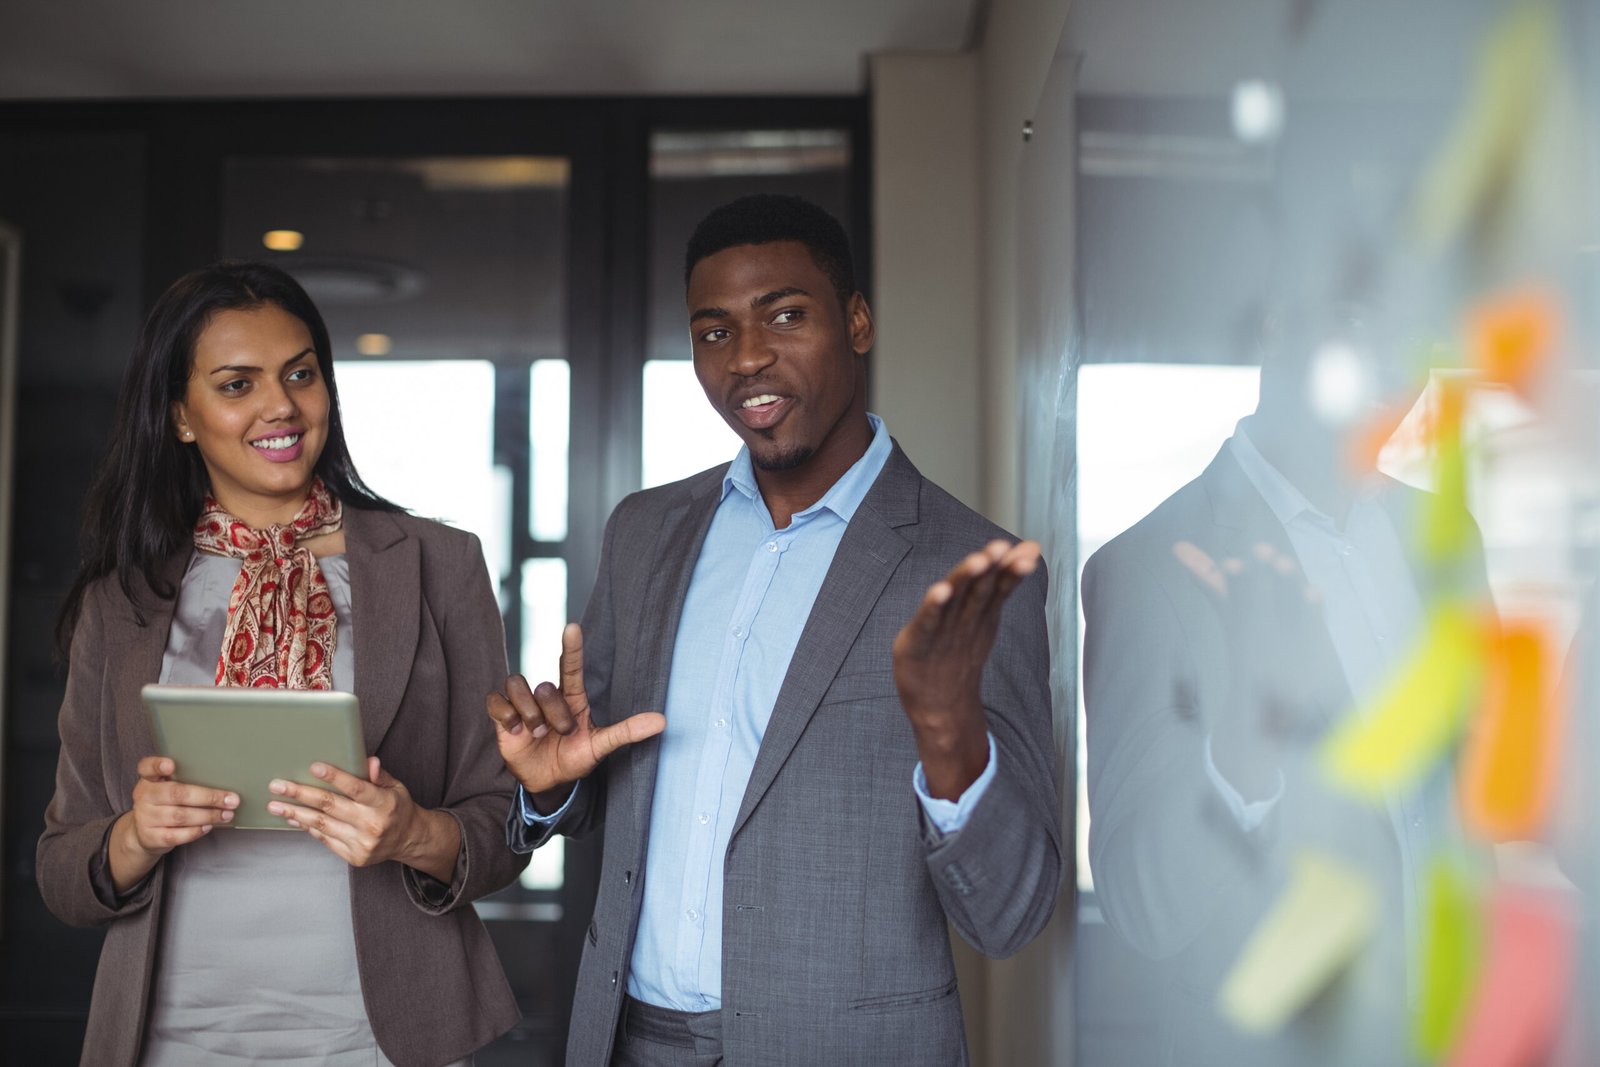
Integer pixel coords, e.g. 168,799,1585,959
870,52,982,509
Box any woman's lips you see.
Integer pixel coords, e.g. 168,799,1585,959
251,431,305,463
735,395,792,430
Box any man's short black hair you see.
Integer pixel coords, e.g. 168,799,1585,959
684,194,856,304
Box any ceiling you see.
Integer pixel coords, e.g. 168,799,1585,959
0,0,980,100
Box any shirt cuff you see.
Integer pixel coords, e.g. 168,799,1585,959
913,733,998,834
1203,733,1285,832
517,782,578,827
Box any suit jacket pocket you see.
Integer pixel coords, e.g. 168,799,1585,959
848,977,958,1014
821,669,901,707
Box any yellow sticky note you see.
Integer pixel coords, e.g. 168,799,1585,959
1219,850,1379,1035
1414,859,1484,1060
1460,622,1558,841
1412,1,1557,250
1322,604,1484,799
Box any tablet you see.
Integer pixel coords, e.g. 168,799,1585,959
141,684,366,830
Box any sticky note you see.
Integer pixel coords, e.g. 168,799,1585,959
1218,850,1379,1035
1420,381,1471,564
1321,603,1483,799
1447,885,1574,1067
1459,622,1558,841
1468,290,1558,395
1412,1,1556,250
1414,859,1485,1060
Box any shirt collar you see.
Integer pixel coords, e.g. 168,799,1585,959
1228,417,1322,526
723,413,892,524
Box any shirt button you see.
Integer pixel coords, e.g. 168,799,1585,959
732,625,745,638
698,812,710,825
686,908,700,923
765,541,778,552
714,718,727,729
1340,543,1354,557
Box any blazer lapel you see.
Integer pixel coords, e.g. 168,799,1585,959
112,556,189,784
344,509,420,754
729,446,919,842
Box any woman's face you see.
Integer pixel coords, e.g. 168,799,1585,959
170,303,331,527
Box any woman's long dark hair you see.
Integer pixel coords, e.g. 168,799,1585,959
57,261,401,655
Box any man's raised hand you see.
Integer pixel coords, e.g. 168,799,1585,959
486,623,666,813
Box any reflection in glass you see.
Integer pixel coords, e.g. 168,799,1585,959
520,838,566,892
1075,364,1260,891
640,360,741,489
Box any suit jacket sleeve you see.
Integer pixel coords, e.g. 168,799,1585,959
36,583,157,926
402,531,530,912
922,563,1063,959
1082,545,1269,961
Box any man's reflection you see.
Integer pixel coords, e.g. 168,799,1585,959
1082,342,1486,1065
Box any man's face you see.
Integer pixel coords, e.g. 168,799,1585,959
687,239,874,475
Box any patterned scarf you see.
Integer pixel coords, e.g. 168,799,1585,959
193,477,344,690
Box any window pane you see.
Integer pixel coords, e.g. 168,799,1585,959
520,557,568,686
1074,363,1260,890
519,838,566,891
640,360,741,489
335,360,508,579
528,359,570,542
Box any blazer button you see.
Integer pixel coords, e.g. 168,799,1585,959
610,971,618,989
624,869,633,886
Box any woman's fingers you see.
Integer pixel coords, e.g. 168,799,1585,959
135,755,176,780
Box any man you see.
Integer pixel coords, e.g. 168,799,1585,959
487,194,1060,1066
1082,339,1487,1065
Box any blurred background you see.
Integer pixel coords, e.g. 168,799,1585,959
3,1,1598,1064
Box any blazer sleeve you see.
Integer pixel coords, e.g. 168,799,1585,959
1081,545,1269,961
921,562,1064,959
403,531,530,913
36,584,158,926
504,502,624,853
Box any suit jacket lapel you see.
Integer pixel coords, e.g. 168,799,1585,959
625,469,726,827
344,508,420,754
111,557,189,786
729,445,919,842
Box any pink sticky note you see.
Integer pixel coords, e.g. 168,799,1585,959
1447,885,1575,1067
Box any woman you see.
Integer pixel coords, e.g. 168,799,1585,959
37,261,527,1067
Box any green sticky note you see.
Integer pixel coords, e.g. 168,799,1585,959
1414,859,1484,1060
1420,396,1471,565
1321,604,1483,799
1219,850,1380,1035
1412,0,1556,249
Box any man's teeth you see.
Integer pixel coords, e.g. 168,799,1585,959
253,434,301,450
742,395,782,409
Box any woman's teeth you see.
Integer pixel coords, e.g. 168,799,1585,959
253,434,301,450
742,394,781,409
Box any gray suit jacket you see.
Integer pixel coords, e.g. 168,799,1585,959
512,443,1060,1066
1082,446,1485,1066
37,508,528,1067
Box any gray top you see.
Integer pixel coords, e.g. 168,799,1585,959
143,552,463,1066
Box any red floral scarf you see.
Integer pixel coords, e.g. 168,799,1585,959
193,478,344,690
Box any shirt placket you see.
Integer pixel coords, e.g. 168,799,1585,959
672,526,788,1008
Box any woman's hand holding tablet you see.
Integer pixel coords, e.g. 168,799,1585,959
108,758,241,893
266,756,463,882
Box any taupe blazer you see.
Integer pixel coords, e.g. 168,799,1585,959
511,443,1062,1066
37,508,528,1067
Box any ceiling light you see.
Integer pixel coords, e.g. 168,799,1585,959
355,333,392,357
262,230,305,252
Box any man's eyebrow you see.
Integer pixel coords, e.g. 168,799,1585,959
690,305,729,323
752,287,809,308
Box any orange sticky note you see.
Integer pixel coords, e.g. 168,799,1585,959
1447,885,1574,1067
1468,290,1558,394
1459,622,1559,841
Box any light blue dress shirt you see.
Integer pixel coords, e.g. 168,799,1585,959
522,414,997,1011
